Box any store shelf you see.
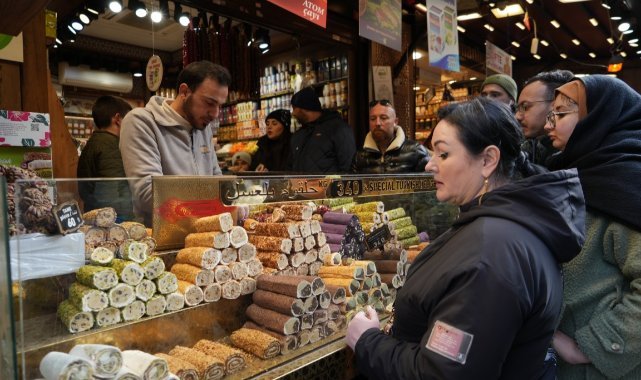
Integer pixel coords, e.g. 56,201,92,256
312,76,348,87
218,136,260,143
260,90,294,100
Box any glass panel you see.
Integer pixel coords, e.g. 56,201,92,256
0,176,18,380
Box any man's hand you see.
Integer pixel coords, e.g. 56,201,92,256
552,330,591,364
346,306,380,350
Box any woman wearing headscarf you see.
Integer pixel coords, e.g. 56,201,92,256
251,109,292,172
545,75,641,379
346,97,586,379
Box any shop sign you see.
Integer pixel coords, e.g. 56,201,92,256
268,0,327,28
146,55,163,92
372,66,394,105
427,0,460,72
53,201,83,235
359,0,402,52
486,40,512,76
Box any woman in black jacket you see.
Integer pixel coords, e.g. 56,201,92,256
251,109,291,172
346,97,586,379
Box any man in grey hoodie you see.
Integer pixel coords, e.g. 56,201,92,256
120,61,230,225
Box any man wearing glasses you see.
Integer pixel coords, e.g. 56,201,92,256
353,100,429,174
515,70,574,167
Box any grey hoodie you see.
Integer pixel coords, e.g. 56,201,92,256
120,96,222,224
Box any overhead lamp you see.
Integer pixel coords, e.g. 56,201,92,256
510,55,516,60
602,2,611,9
484,24,495,31
589,52,596,58
623,29,634,34
550,20,560,28
415,3,427,13
78,12,91,24
470,77,477,80
611,16,622,21
457,12,482,21
619,22,631,32
71,18,84,31
133,72,143,77
526,0,533,3
412,51,423,59
629,38,639,43
108,0,123,13
55,38,62,45
129,0,148,18
174,3,190,26
607,54,624,73
533,54,541,59
491,4,524,19
413,86,421,91
261,48,270,54
457,25,466,33
560,53,568,59
67,24,77,34
621,51,627,57
511,41,520,47
637,50,641,54
151,10,162,23
558,0,592,2
540,40,549,46
607,37,615,44
572,39,580,45
589,18,598,26
515,22,525,30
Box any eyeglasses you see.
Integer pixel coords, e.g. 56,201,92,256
369,99,392,108
515,99,553,114
546,110,578,128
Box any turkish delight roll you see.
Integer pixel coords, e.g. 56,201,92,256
238,243,257,263
254,222,301,239
303,296,319,314
111,259,144,286
240,277,257,295
165,292,186,312
315,232,327,247
108,225,129,245
69,344,122,378
155,272,179,294
171,263,211,286
400,236,420,249
176,247,221,269
213,265,232,283
40,351,93,380
243,218,258,231
280,204,313,221
396,225,418,240
313,309,328,325
245,258,263,277
229,262,248,280
318,290,332,309
142,256,166,280
69,282,108,312
122,350,169,380
229,226,249,248
292,237,304,252
243,320,298,355
325,284,347,304
256,251,288,270
57,300,94,333
185,231,230,249
194,212,234,233
84,207,117,228
322,252,342,266
309,261,323,276
90,246,115,266
389,216,413,230
351,202,384,213
246,304,300,335
178,280,204,306
141,236,157,253
289,252,306,268
145,295,167,316
256,274,312,298
135,279,157,301
119,239,149,263
153,353,198,380
231,327,281,359
386,207,406,220
248,235,292,253
95,306,122,327
321,278,360,296
108,283,136,308
97,240,119,254
121,300,146,321
169,346,225,380
310,219,322,234
114,368,142,380
120,221,147,241
192,339,245,374
220,247,238,264
77,265,118,290
202,283,222,302
252,289,305,316
297,220,312,238
318,265,364,280
222,280,241,299
82,226,107,246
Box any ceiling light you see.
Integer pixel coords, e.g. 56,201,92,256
412,51,422,59
511,55,516,60
174,3,190,26
55,38,62,45
572,39,580,45
540,40,549,46
87,6,100,15
560,53,568,59
630,38,639,43
611,16,622,21
129,0,148,18
457,12,482,21
621,51,627,57
602,3,611,9
78,12,91,24
491,4,525,18
607,37,614,44
457,26,466,33
589,18,598,26
619,22,631,32
133,72,143,78
470,77,477,80
67,25,77,34
608,55,624,73
416,3,427,12
550,20,560,28
589,52,596,58
71,19,84,31
559,0,593,2
151,10,162,23
108,0,123,13
511,41,520,47
623,29,634,34
413,86,421,91
526,0,534,3
484,24,495,31
261,48,270,54
631,43,639,47
533,54,541,59
637,50,641,54
448,80,456,84
516,22,525,30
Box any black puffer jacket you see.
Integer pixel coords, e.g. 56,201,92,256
289,111,356,173
355,169,586,380
353,126,430,174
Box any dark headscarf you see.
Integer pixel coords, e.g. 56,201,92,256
252,109,292,171
547,75,641,230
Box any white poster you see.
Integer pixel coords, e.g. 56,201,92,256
372,66,394,104
486,40,512,76
427,0,459,72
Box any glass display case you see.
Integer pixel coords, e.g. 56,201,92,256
7,173,456,379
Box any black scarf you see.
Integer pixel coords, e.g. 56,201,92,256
255,133,291,172
548,75,641,231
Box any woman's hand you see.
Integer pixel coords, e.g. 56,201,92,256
255,164,268,172
346,306,380,350
552,331,591,364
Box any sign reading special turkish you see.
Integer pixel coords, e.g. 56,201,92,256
268,0,327,28
427,0,460,72
485,40,512,76
359,0,402,52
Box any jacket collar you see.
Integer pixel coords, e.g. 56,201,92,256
363,125,406,152
147,96,193,131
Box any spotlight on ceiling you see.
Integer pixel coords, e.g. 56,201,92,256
108,0,123,13
129,0,148,18
174,3,190,26
71,18,84,31
491,3,525,18
254,28,271,51
78,12,91,24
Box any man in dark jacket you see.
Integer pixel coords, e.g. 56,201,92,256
77,95,133,220
353,99,429,173
289,87,356,173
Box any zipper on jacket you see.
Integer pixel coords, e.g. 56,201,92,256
191,131,200,173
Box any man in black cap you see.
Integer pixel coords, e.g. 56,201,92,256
289,86,356,173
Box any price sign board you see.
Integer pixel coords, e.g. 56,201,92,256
365,224,392,250
53,200,83,234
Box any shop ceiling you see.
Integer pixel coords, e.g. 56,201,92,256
42,0,641,76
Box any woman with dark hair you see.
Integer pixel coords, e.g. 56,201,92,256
251,109,292,172
545,75,641,379
346,97,586,379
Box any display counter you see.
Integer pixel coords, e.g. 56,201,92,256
6,173,454,379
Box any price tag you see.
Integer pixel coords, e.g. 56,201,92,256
146,54,163,92
365,224,392,250
53,201,84,235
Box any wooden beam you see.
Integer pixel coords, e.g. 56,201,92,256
0,0,50,36
21,11,48,113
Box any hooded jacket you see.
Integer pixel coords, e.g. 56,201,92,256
120,96,221,225
289,110,356,173
355,169,586,380
353,126,430,174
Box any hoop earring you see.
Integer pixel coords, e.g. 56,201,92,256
478,177,489,206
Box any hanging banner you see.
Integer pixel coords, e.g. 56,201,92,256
372,66,394,104
486,40,512,76
268,0,327,28
359,0,402,52
427,0,460,72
